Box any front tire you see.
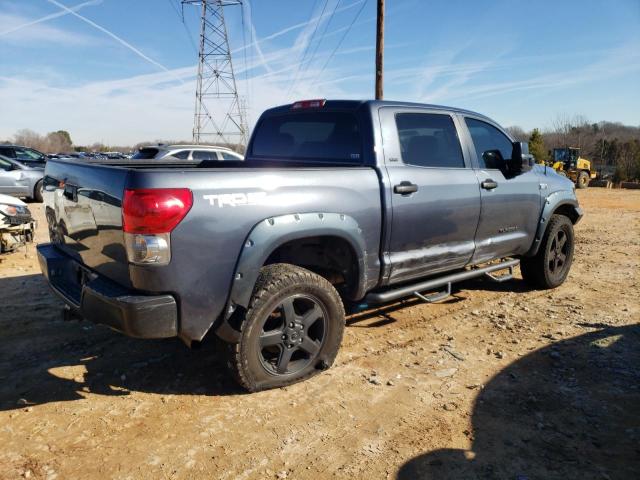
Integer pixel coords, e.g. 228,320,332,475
33,180,43,202
226,264,345,392
520,214,575,289
577,171,590,189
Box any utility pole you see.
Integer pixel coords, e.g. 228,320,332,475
182,0,248,147
375,0,384,100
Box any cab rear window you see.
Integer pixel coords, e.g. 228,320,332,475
251,112,362,163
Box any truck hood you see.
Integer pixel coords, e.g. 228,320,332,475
536,164,576,192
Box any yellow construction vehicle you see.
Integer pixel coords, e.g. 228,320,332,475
549,147,596,189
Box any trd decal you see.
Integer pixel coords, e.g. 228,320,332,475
203,191,268,208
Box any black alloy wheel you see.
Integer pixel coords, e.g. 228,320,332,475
258,294,327,375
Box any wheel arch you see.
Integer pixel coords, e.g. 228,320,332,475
33,178,43,198
215,213,368,342
526,191,583,257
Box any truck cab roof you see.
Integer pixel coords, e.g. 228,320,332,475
265,99,494,122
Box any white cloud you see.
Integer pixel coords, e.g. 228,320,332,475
0,12,95,46
0,0,102,37
0,54,352,145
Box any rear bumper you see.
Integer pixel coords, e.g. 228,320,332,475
37,243,177,338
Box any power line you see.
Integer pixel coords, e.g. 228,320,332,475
311,0,369,88
240,0,251,130
299,0,341,77
167,0,198,55
296,0,324,70
286,0,328,97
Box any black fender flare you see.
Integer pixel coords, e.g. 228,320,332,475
526,191,583,257
215,212,368,342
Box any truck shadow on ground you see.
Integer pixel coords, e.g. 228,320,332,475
0,273,542,410
396,322,640,479
0,274,243,410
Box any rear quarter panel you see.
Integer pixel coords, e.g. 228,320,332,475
127,167,382,342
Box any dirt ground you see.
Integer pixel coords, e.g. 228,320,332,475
1,189,638,480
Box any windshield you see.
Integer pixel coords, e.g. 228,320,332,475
16,148,44,161
251,111,362,163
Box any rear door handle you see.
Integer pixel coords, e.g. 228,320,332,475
394,181,418,195
481,179,498,190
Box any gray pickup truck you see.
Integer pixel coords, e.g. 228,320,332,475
37,100,582,391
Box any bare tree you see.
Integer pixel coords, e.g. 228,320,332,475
505,126,528,142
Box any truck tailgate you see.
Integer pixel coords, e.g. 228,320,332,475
43,159,132,286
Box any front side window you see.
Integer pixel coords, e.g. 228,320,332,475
251,111,362,163
0,157,14,171
465,118,513,169
395,113,465,168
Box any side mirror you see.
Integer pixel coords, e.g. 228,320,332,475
482,149,505,169
509,142,533,175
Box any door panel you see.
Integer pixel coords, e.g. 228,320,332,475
462,116,542,263
0,159,29,195
379,107,481,284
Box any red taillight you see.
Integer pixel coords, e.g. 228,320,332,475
122,188,193,234
291,99,326,110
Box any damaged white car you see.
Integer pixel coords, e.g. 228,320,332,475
0,194,35,254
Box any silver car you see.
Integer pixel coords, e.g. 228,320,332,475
0,155,44,202
131,144,244,161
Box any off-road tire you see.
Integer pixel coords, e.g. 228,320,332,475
520,214,574,289
226,264,345,392
33,180,43,202
577,171,590,189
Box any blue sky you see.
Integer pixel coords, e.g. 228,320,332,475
1,0,638,145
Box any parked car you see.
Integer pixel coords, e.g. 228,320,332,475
0,145,48,168
0,193,35,253
38,99,582,392
0,155,44,201
132,144,244,161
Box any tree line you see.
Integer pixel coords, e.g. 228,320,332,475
506,115,640,182
1,129,245,156
3,118,639,180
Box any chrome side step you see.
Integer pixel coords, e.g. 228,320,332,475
364,258,520,305
413,282,452,303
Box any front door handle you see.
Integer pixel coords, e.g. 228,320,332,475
481,179,498,190
394,181,418,195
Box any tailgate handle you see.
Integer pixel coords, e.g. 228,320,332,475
64,184,78,202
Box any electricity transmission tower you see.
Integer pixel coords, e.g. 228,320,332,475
182,0,248,146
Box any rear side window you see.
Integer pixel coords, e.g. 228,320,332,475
132,148,159,159
221,151,242,160
465,118,513,169
395,113,465,168
251,112,362,163
192,150,218,161
171,150,190,160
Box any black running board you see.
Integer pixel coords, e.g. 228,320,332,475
364,258,520,304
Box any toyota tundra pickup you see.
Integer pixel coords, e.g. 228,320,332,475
37,100,582,391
